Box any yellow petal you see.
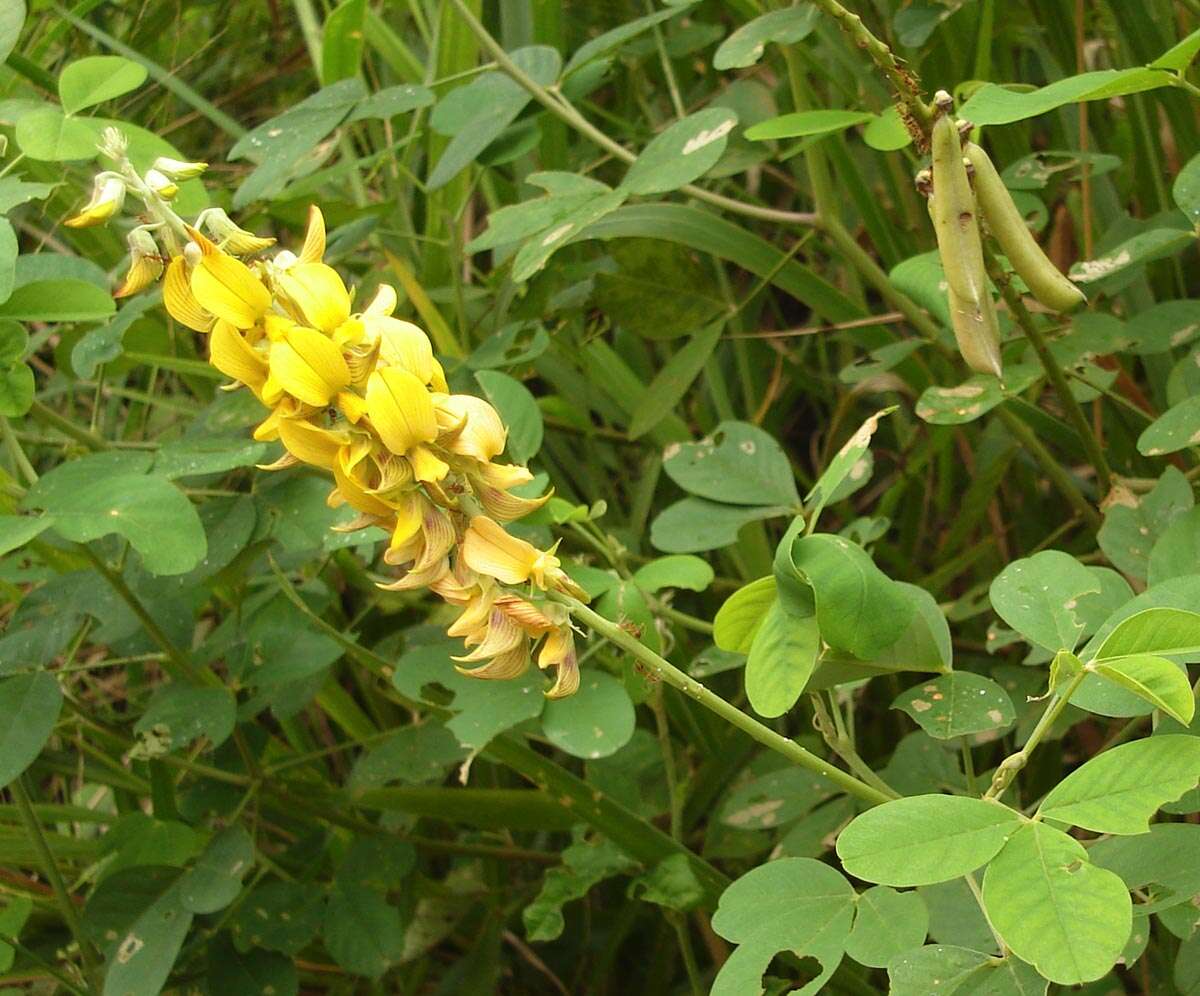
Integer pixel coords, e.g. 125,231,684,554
438,395,506,460
461,515,540,585
209,320,268,391
113,253,164,299
363,283,397,317
336,390,368,423
299,205,326,264
274,262,350,333
277,418,347,470
455,644,530,681
408,444,449,483
187,228,270,329
163,257,211,332
389,491,425,551
269,328,351,406
538,627,575,669
366,367,438,455
370,316,435,383
333,451,395,516
453,609,523,662
476,460,534,491
476,483,551,521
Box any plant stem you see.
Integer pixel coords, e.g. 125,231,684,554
10,776,100,989
984,670,1086,801
446,0,818,228
559,596,894,807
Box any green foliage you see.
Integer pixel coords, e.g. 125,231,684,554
4,1,1200,993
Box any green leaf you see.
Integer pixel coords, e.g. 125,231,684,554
915,365,1043,425
349,723,469,790
651,498,790,553
1138,395,1200,456
1175,152,1200,227
474,369,542,463
713,575,776,652
229,882,323,955
1151,26,1200,71
321,0,366,83
98,877,194,996
71,293,161,379
1094,609,1200,662
1097,466,1193,580
1092,655,1194,724
0,672,62,787
347,83,433,122
0,513,54,555
960,68,1176,126
541,670,635,759
745,109,873,142
428,47,561,191
713,7,821,70
22,466,206,576
561,3,696,77
835,794,1021,886
1070,228,1196,286
710,858,856,996
989,549,1100,652
0,218,17,306
888,945,1048,996
206,935,298,996
0,894,32,974
1149,509,1200,585
468,176,612,253
152,437,272,481
632,555,713,593
621,108,739,195
745,598,819,718
323,883,404,977
805,407,895,526
179,827,254,914
13,105,98,161
0,277,115,323
719,764,836,831
0,0,24,65
133,684,237,754
788,533,913,660
893,673,1015,740
59,56,147,113
845,886,929,969
628,323,723,439
511,188,628,281
0,359,32,416
628,853,704,912
524,837,636,941
1036,734,1200,834
982,822,1131,985
862,106,913,151
663,420,798,507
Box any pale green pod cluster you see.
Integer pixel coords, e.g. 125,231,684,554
964,140,1087,314
928,92,1002,379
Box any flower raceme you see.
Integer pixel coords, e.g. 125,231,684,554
69,151,586,697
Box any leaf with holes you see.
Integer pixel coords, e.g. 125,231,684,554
893,672,1015,740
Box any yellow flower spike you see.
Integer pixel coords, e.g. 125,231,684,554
299,204,326,264
455,644,531,681
462,515,560,588
273,262,351,333
163,257,213,332
209,320,268,393
65,175,125,228
365,367,438,455
437,395,507,460
185,227,271,329
268,326,351,407
277,418,348,471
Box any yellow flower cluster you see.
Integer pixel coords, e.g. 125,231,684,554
83,192,585,696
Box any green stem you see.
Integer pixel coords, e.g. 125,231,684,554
446,0,818,228
996,406,1101,530
985,670,1086,801
560,596,894,806
10,776,101,989
27,400,108,452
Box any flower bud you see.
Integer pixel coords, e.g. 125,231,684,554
113,227,165,299
151,155,208,180
65,175,126,228
198,208,276,255
144,168,179,200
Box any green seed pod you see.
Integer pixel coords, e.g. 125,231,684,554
927,194,1003,378
963,140,1087,314
929,94,988,307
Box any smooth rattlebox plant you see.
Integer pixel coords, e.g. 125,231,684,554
2,1,1200,994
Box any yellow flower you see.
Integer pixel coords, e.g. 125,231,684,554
539,627,579,699
114,229,164,299
209,320,268,393
462,515,560,588
299,204,326,263
365,366,438,455
151,156,208,180
185,227,271,329
145,168,179,200
276,418,348,470
163,257,212,332
369,315,436,383
198,208,276,254
437,395,506,461
65,175,125,228
265,326,351,407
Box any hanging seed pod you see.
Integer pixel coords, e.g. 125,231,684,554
963,139,1087,314
928,92,1002,378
